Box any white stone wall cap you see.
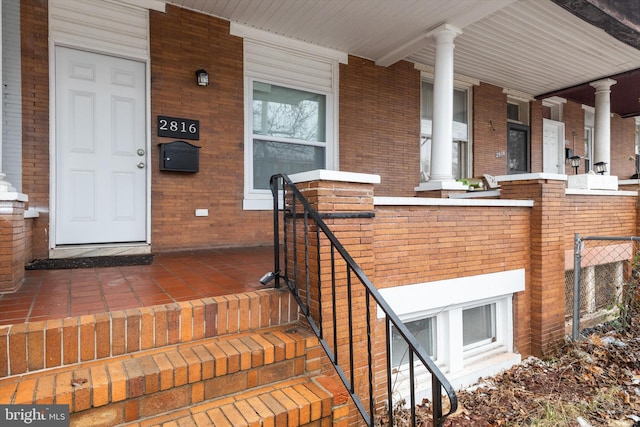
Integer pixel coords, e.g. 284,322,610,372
289,169,381,185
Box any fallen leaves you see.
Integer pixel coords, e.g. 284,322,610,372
376,309,640,426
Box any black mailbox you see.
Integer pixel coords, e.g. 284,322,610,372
158,141,200,173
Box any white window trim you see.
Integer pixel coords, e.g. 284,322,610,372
382,269,524,396
233,23,345,211
244,78,333,209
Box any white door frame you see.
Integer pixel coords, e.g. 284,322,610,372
49,45,152,257
47,0,153,257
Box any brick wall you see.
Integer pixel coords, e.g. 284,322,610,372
339,57,421,197
21,0,49,259
372,204,531,355
610,114,637,178
149,6,274,251
473,83,508,176
562,101,586,160
0,202,26,292
564,195,637,245
530,100,544,172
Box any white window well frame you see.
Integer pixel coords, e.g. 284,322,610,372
382,269,524,398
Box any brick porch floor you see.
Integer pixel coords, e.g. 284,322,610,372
0,246,275,326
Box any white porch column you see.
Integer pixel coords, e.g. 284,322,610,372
416,24,467,193
589,78,616,175
429,24,462,181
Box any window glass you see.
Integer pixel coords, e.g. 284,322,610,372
253,141,325,190
507,123,530,174
251,82,327,190
463,304,496,347
391,317,436,368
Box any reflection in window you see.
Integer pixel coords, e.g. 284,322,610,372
253,140,325,190
507,123,530,174
251,82,326,189
391,317,436,368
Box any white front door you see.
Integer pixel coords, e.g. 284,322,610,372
55,47,147,245
543,119,565,174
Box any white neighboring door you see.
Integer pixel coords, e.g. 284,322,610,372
543,119,565,174
55,47,147,245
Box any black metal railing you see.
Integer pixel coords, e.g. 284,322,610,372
267,174,457,427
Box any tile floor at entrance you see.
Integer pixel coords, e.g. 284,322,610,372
0,246,275,326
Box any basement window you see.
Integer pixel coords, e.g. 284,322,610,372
381,269,524,400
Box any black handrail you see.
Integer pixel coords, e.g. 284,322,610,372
268,174,458,427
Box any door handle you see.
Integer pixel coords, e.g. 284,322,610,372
137,162,145,169
137,149,145,156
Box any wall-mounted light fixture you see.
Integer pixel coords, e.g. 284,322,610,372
569,156,581,175
195,69,209,87
594,161,607,175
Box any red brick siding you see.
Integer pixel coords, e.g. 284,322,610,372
610,114,637,178
149,6,273,251
564,195,637,245
339,57,420,196
21,0,49,259
473,83,508,176
0,203,27,292
372,204,532,356
530,101,543,172
562,101,585,160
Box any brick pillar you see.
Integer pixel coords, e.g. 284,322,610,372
0,197,28,292
289,170,379,426
500,176,566,356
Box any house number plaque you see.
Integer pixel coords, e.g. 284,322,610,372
157,116,200,140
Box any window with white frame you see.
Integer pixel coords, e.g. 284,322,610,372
231,23,345,210
420,80,470,182
390,297,508,372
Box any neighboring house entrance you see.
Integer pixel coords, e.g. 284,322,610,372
54,47,147,245
543,118,566,174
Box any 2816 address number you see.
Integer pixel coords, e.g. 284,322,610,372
157,116,200,140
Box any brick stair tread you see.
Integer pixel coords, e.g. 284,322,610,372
121,376,334,427
0,323,316,413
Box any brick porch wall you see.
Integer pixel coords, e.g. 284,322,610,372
0,200,27,292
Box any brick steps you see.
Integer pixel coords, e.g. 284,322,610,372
121,376,334,427
0,289,297,377
0,323,331,426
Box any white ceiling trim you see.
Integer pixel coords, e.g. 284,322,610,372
109,0,166,12
230,22,348,64
415,63,480,87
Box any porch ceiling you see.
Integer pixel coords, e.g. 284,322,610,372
168,0,640,114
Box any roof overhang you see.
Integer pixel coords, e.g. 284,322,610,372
537,68,640,118
164,0,640,115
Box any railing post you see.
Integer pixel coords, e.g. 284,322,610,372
572,233,582,340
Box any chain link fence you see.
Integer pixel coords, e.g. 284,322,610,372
566,235,640,340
